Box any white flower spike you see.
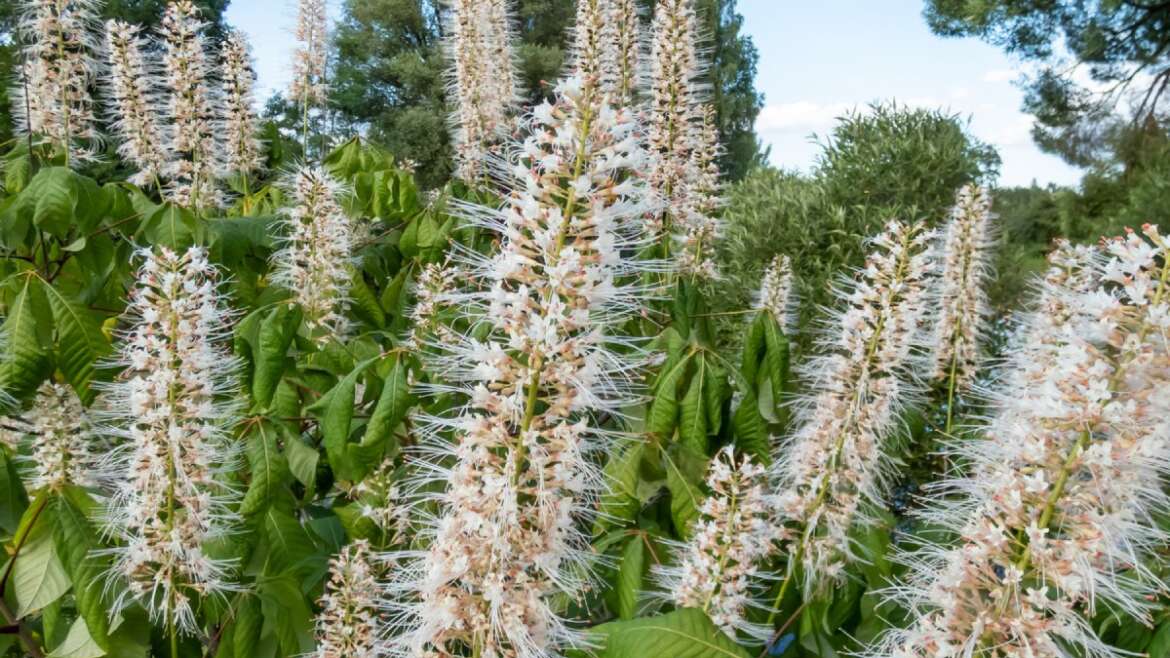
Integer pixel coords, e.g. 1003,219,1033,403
98,246,242,634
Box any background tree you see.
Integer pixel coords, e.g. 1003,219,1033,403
716,102,999,346
696,0,764,180
0,1,229,159
924,0,1170,169
330,0,764,187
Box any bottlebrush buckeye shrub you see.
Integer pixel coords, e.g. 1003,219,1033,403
0,1,1168,658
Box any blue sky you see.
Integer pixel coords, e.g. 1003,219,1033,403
226,0,1084,187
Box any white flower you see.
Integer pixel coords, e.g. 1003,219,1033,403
930,184,996,387
159,0,223,209
98,246,242,635
445,0,519,181
271,166,355,341
603,0,645,104
675,104,723,279
11,0,101,164
756,254,794,334
313,540,380,658
657,447,778,642
290,0,329,109
381,74,655,658
771,220,935,592
219,29,263,178
868,230,1170,658
645,0,705,242
5,382,95,492
104,19,170,186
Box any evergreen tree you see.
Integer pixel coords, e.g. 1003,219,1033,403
330,0,764,187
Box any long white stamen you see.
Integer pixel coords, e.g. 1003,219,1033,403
380,73,655,658
771,220,935,591
98,246,242,634
869,228,1170,658
104,19,170,186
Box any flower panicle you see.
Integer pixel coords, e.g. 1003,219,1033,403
570,0,617,89
656,447,778,642
97,246,243,634
379,74,655,658
6,382,96,492
404,259,459,350
103,19,171,186
12,0,102,163
313,540,380,658
756,254,794,334
219,29,263,178
645,0,707,240
159,0,224,209
271,165,355,341
868,227,1170,658
930,183,996,386
603,0,646,104
347,458,412,546
771,220,935,591
676,103,723,279
290,0,329,108
444,0,519,182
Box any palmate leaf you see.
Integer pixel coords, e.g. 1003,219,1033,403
594,440,648,536
239,420,292,517
587,608,751,658
46,618,102,658
679,354,708,454
616,535,648,620
13,519,70,618
51,488,110,649
664,444,707,540
43,285,109,405
1,275,53,400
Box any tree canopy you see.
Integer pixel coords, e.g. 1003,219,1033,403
924,0,1170,168
330,0,764,187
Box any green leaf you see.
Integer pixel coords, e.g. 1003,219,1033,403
594,441,647,535
349,272,385,328
44,285,109,405
588,608,750,658
21,168,77,239
1149,620,1170,658
240,421,291,516
679,355,708,454
307,357,379,481
762,316,790,409
363,356,413,458
259,508,316,577
13,521,70,617
616,536,647,620
0,450,29,535
1,275,53,399
141,202,199,250
285,435,319,496
648,351,692,439
46,618,103,658
52,489,109,649
258,576,315,655
731,390,769,464
233,594,262,658
664,446,707,540
740,314,767,387
252,306,299,408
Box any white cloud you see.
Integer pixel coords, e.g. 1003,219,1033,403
982,69,1017,83
756,101,854,132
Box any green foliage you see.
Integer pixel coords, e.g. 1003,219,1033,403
330,0,765,186
924,0,1170,167
816,102,1000,224
718,103,998,342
